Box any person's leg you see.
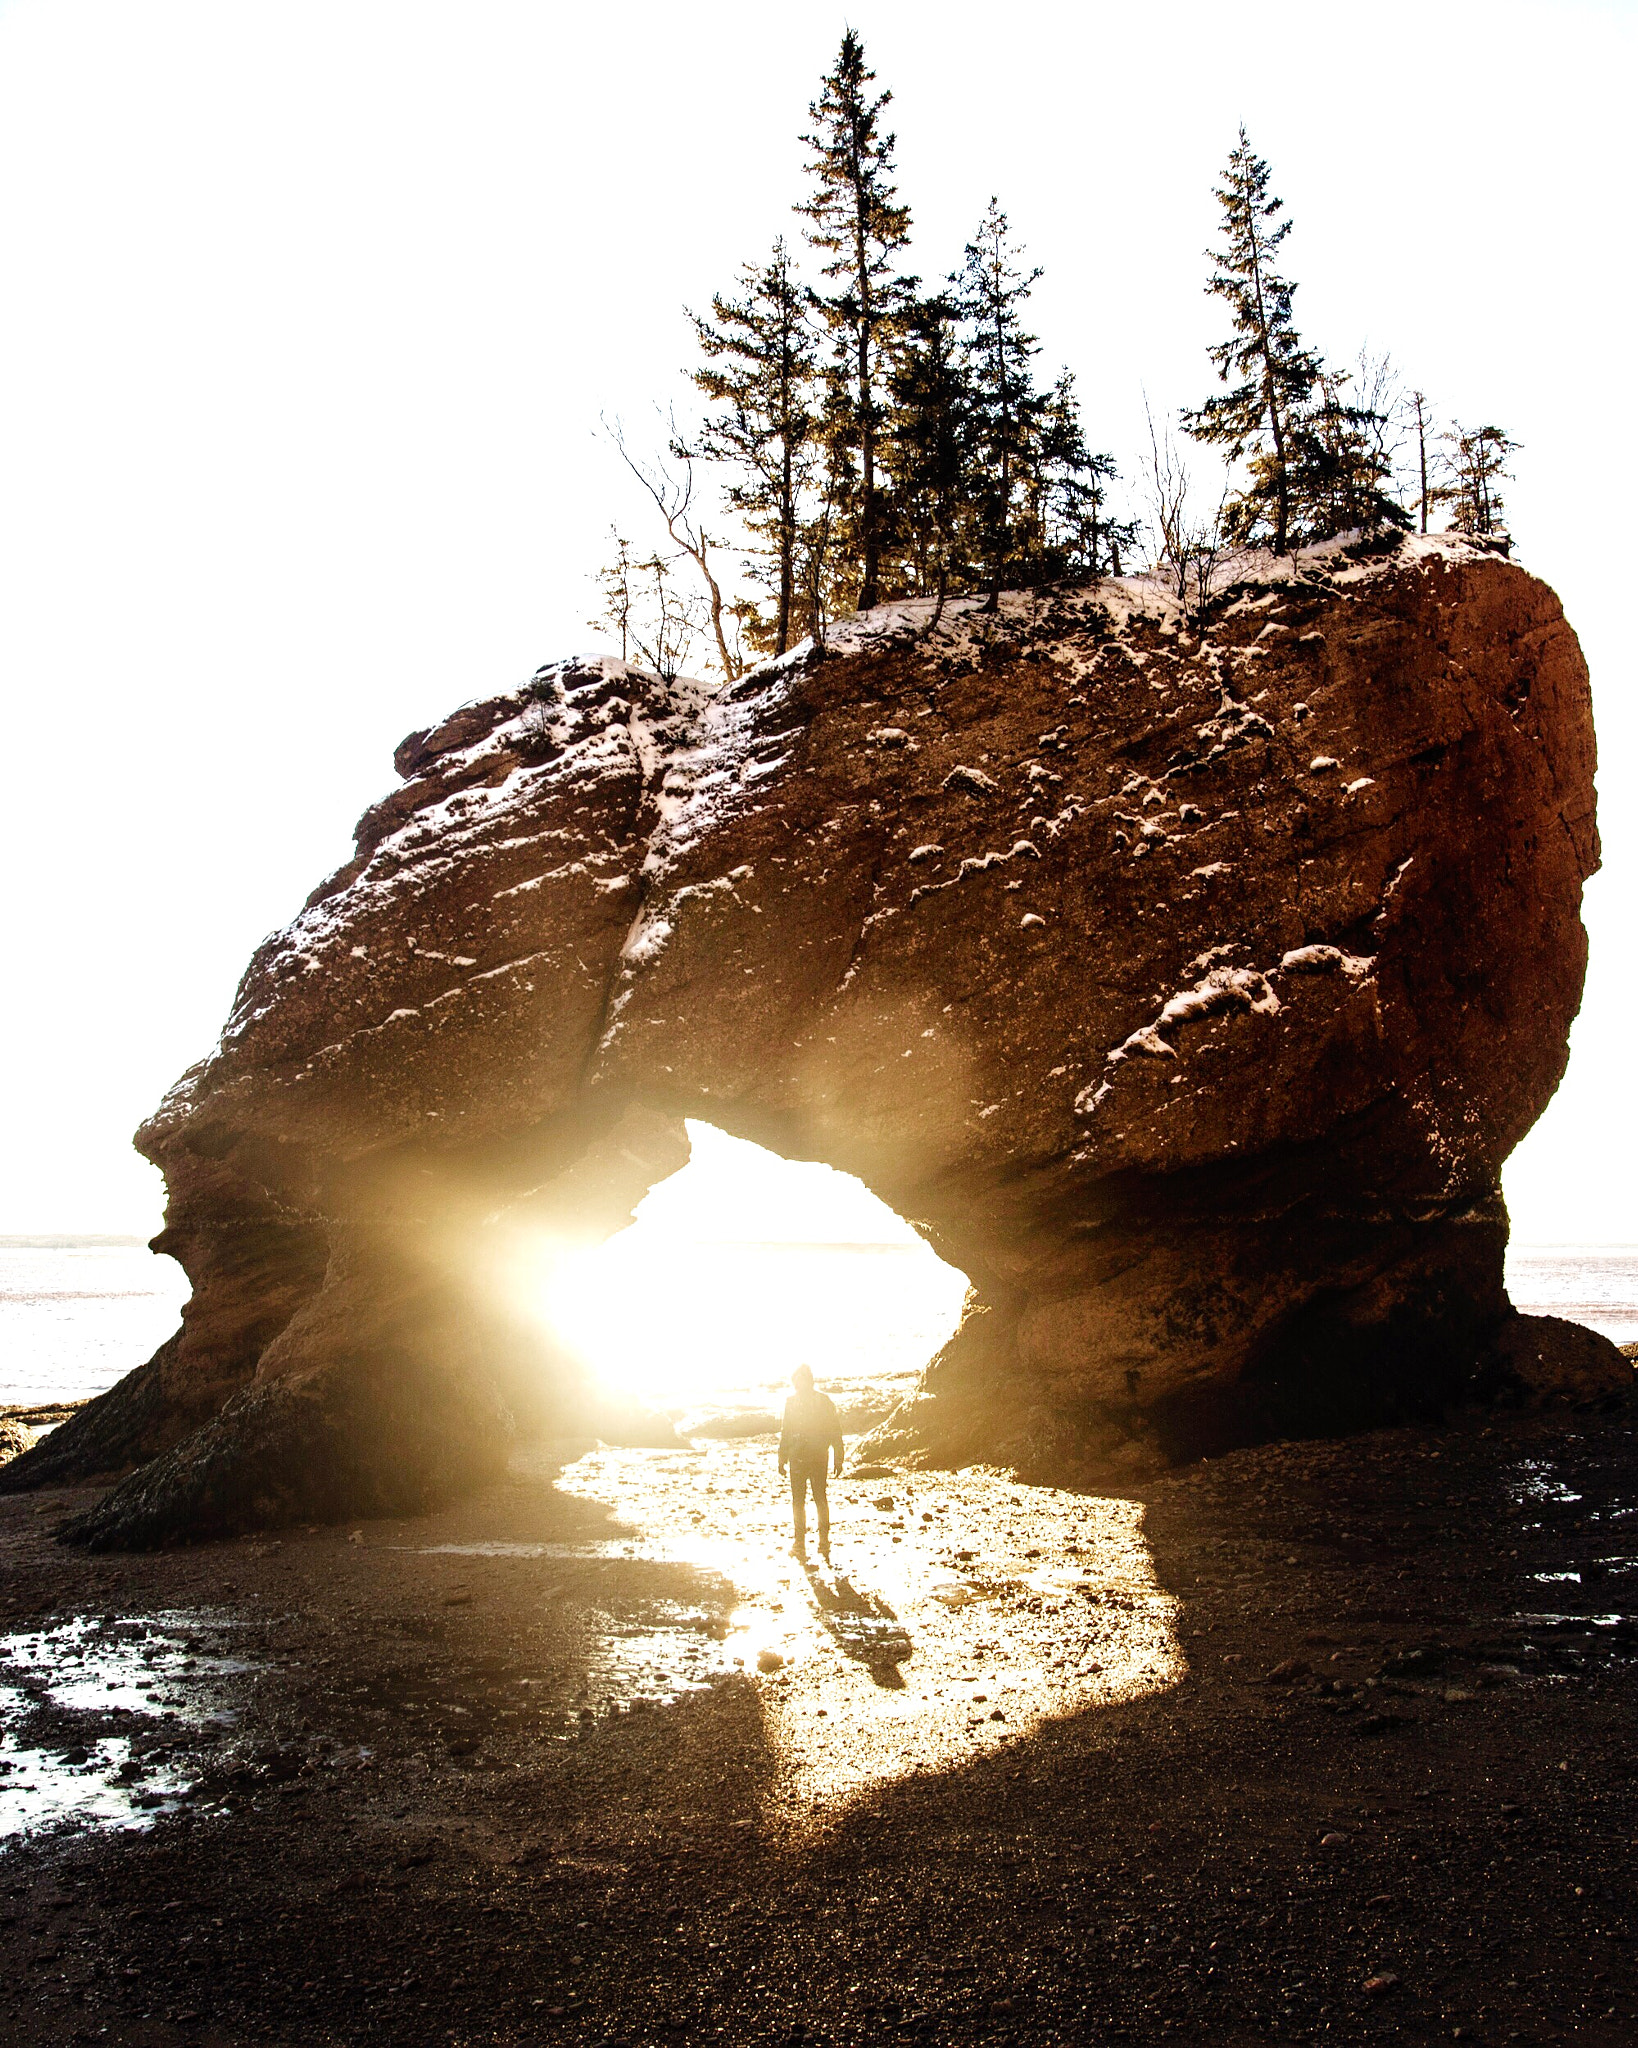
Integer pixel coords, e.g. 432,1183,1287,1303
812,1468,830,1553
790,1466,807,1551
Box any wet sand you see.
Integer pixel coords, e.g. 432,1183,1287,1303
1,1409,1637,2044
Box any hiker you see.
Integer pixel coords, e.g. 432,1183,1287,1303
778,1364,844,1560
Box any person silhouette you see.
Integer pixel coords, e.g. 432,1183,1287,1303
778,1364,844,1561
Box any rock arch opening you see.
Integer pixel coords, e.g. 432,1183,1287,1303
524,1121,969,1442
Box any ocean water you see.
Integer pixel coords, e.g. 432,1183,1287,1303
1,1237,1634,1415
1502,1245,1638,1345
0,1239,190,1410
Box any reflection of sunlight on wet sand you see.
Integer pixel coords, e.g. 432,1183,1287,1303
556,1440,1186,1828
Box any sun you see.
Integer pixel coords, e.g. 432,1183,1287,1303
535,1122,967,1423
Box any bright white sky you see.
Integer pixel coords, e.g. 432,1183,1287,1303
1,0,1632,1243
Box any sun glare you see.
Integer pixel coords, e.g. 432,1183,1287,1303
537,1123,968,1421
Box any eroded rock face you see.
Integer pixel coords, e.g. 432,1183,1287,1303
0,1418,35,1467
8,533,1623,1544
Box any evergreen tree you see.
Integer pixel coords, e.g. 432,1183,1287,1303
1440,423,1517,535
1183,126,1322,553
781,358,855,649
690,239,818,657
1297,369,1410,540
796,30,916,613
883,293,974,604
953,199,1050,593
1035,374,1136,578
797,458,841,646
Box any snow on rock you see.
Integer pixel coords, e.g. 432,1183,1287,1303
1103,964,1281,1072
1281,944,1374,979
620,916,673,967
19,530,1618,1543
942,764,1001,797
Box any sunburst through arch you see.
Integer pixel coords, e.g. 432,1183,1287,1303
530,1120,969,1434
483,1121,1186,1826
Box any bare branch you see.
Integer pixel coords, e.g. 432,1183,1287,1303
603,412,745,683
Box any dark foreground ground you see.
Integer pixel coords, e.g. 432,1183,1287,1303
1,1405,1635,2047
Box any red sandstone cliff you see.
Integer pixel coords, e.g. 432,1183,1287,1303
6,532,1621,1543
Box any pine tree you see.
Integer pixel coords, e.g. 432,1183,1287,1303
1035,374,1136,579
883,293,973,604
1297,369,1410,540
786,360,856,646
797,446,841,647
1183,126,1322,554
690,240,818,657
796,30,915,613
886,290,1128,601
1440,423,1517,536
953,199,1050,594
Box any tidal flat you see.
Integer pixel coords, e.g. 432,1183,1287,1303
1,1410,1636,2045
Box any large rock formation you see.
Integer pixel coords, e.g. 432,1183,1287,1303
8,532,1623,1544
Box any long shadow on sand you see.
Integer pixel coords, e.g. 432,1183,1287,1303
8,1416,1638,2048
799,1561,913,1686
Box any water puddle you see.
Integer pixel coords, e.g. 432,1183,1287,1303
1510,1611,1633,1631
0,1612,256,1846
578,1607,739,1713
0,1727,191,1839
415,1541,656,1561
1508,1459,1584,1508
3,1613,255,1715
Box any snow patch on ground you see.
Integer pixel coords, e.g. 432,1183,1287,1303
621,917,674,968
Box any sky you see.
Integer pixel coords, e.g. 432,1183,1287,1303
0,0,1633,1243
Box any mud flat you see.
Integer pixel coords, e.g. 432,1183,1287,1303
2,1407,1637,2045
